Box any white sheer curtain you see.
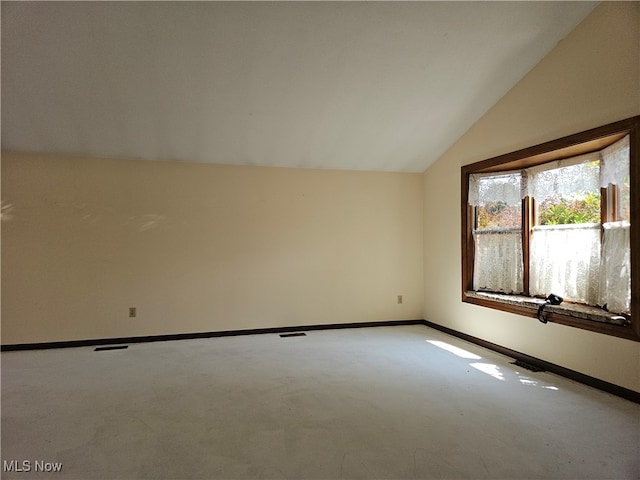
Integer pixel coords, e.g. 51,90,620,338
526,154,602,305
599,221,630,313
530,224,601,305
473,230,523,293
469,171,523,206
599,136,631,313
525,152,601,203
469,172,523,294
600,135,629,188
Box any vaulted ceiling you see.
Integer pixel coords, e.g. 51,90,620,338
1,1,597,172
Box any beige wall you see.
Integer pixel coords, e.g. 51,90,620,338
423,2,640,392
1,156,424,344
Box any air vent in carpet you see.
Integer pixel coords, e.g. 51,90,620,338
279,332,307,338
511,360,544,372
94,345,129,351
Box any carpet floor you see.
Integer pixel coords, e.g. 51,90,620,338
2,325,639,479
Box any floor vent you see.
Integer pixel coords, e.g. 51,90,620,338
511,360,544,372
279,332,307,338
94,345,129,352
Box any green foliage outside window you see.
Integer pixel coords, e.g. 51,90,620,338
478,191,603,229
477,201,521,229
538,191,601,225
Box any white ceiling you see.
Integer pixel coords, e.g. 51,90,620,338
1,1,598,173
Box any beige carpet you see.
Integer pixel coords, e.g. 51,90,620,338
2,325,639,479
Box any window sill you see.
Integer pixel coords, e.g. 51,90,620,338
463,291,636,341
466,291,628,325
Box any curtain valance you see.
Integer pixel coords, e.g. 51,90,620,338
468,137,630,206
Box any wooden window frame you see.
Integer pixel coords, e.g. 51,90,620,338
461,116,639,342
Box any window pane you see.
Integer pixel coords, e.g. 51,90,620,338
538,191,601,225
477,202,521,229
471,173,523,293
535,162,601,225
473,173,522,230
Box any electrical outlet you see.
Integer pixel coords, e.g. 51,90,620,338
397,295,403,304
129,307,137,318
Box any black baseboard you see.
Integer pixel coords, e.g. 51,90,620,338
0,319,424,352
3,318,637,404
422,319,640,405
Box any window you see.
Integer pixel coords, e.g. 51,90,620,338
461,117,639,341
